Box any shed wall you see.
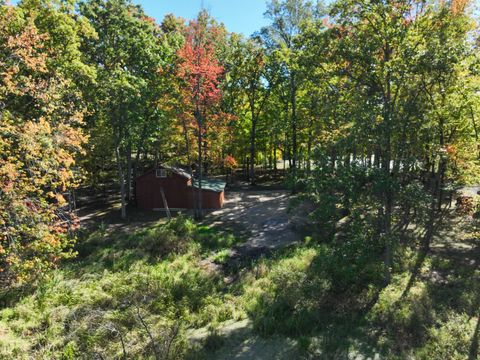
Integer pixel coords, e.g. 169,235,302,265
136,171,224,210
136,172,192,210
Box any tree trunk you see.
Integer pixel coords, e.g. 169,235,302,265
307,127,313,174
115,146,127,220
195,110,203,219
182,117,192,167
132,148,141,204
290,71,298,183
126,141,132,202
268,134,273,170
249,118,257,185
382,42,394,286
331,146,337,172
203,123,208,177
465,104,479,159
133,122,149,204
273,132,278,172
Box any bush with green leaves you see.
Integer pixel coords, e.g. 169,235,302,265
416,312,477,360
139,215,197,257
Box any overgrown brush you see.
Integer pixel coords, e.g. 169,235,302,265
0,217,244,359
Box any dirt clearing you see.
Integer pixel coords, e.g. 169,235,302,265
204,190,300,265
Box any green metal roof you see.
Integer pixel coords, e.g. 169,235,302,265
190,179,226,193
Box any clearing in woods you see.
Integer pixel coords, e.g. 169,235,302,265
204,189,300,264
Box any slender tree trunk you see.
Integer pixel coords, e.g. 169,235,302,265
195,110,203,219
132,148,141,204
383,189,393,285
248,84,258,185
273,132,278,172
182,117,192,167
115,145,127,220
250,118,257,185
126,141,132,202
268,133,273,170
203,123,208,177
133,121,150,203
331,146,337,172
374,147,380,168
306,115,313,174
286,131,292,169
290,71,297,183
382,42,394,286
153,144,159,167
469,106,479,159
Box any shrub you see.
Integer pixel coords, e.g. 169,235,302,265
368,275,434,351
416,312,477,360
139,216,196,257
245,248,325,336
195,226,240,250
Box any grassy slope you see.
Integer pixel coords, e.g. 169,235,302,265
0,213,478,359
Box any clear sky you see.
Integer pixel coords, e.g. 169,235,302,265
133,0,269,36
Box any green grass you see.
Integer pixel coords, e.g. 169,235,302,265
0,217,246,359
0,215,478,359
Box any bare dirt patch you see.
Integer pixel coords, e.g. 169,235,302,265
203,190,300,272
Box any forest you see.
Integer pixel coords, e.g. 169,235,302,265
0,0,479,359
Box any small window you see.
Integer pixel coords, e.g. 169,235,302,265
156,169,167,178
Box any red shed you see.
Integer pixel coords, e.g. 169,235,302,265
135,166,226,211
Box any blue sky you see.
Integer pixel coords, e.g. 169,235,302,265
10,0,270,36
133,0,269,36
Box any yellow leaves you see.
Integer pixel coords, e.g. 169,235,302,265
6,24,48,73
42,233,60,248
1,65,20,94
59,169,72,191
25,117,52,136
0,162,18,181
0,7,89,289
71,110,86,127
55,193,67,206
57,123,88,152
0,162,18,193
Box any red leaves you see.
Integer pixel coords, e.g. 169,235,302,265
174,15,235,167
224,155,238,169
177,18,224,111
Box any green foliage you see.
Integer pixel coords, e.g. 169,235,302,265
139,216,197,257
369,275,434,350
0,218,245,359
244,247,322,336
0,1,89,286
195,226,242,250
325,218,384,291
1,0,479,358
417,313,478,360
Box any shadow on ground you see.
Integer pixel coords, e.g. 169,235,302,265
200,210,479,359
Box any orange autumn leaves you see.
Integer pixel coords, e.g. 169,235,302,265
1,9,48,97
0,8,85,285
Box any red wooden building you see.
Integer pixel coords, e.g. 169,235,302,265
135,165,226,211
